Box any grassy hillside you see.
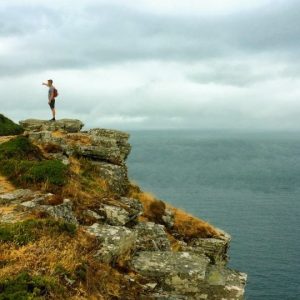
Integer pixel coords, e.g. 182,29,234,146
0,114,24,136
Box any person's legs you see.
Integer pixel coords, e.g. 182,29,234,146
49,100,56,121
51,108,56,119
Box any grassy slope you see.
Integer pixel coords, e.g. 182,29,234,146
0,114,24,136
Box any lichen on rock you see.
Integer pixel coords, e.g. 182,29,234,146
0,115,247,299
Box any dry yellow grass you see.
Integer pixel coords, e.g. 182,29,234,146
0,136,15,144
69,157,82,175
128,183,220,240
51,130,65,138
0,175,15,193
171,207,219,239
66,133,92,146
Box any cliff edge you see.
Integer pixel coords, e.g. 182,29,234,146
0,116,247,299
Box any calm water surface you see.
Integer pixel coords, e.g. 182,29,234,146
127,130,300,300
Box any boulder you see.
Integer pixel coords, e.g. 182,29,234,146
131,251,247,299
98,197,143,226
131,251,209,293
39,199,78,225
75,144,123,165
203,265,247,300
90,161,129,195
89,128,131,160
99,204,129,226
184,228,231,265
134,222,171,251
85,223,136,264
0,189,33,204
19,119,84,133
162,208,175,229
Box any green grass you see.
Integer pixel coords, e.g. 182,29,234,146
0,136,42,160
0,159,68,187
0,114,24,136
0,136,68,188
0,272,60,300
0,219,76,246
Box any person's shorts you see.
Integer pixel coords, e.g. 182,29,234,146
49,99,55,109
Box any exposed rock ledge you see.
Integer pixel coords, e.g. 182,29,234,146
0,118,247,299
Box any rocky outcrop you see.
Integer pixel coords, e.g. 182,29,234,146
90,161,128,194
19,119,131,194
19,119,84,133
132,251,246,299
134,222,171,251
97,197,143,226
85,223,136,264
39,199,78,225
0,117,247,299
20,119,131,166
0,189,78,225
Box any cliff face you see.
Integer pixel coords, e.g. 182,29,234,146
0,117,247,299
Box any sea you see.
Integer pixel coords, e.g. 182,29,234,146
126,130,300,300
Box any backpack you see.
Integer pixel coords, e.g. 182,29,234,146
53,88,59,98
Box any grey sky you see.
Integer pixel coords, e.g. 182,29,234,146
1,0,299,130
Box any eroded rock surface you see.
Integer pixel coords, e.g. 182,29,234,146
134,222,171,251
19,119,84,133
132,251,247,299
85,223,136,264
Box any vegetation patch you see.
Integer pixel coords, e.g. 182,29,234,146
0,136,42,161
0,114,24,136
0,137,68,188
0,159,68,187
0,272,59,300
127,183,219,240
0,219,76,246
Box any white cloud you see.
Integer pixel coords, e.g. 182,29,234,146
0,0,300,130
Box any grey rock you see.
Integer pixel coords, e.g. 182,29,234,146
76,144,123,165
134,222,171,251
85,223,136,264
89,128,131,160
131,251,209,293
99,204,130,226
85,209,104,221
119,197,143,220
90,161,129,195
0,189,32,204
27,130,130,165
132,251,246,299
98,197,143,226
19,119,84,133
40,199,78,225
162,208,175,229
203,265,247,300
186,229,231,265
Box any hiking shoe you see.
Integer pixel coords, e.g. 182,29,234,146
49,118,56,121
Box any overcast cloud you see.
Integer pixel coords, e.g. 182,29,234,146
1,0,300,130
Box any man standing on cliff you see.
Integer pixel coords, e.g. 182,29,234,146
42,79,56,121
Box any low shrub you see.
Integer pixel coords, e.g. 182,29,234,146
0,159,68,187
0,272,59,300
0,114,24,136
0,219,76,246
0,136,42,160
